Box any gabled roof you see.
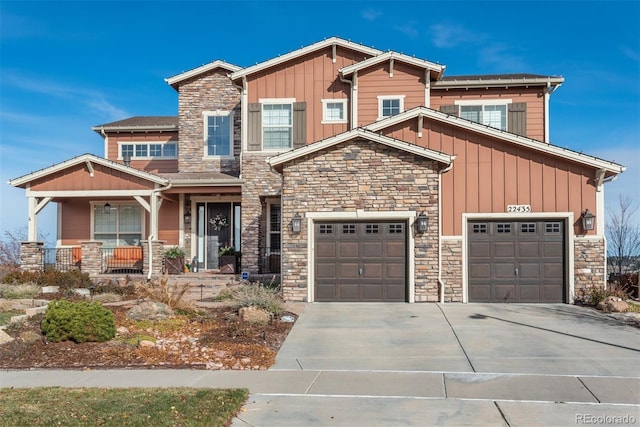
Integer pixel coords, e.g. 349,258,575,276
434,73,564,90
268,128,454,170
8,153,169,188
92,116,178,133
230,37,382,81
365,107,625,175
340,51,445,78
165,60,241,89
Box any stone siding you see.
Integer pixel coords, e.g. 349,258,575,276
19,241,44,272
79,241,103,276
280,139,440,302
441,238,463,302
177,70,241,175
574,237,606,297
240,153,283,273
142,240,166,275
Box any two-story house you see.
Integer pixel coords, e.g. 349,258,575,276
10,37,625,303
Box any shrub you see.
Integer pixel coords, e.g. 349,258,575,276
224,281,284,315
41,300,116,343
576,283,631,307
2,270,92,291
0,283,41,299
134,275,192,310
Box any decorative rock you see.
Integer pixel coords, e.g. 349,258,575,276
41,286,60,294
0,330,15,345
126,301,174,321
598,296,629,313
19,330,41,345
239,306,271,324
117,326,130,335
138,340,156,348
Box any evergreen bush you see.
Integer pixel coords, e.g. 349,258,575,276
41,300,116,343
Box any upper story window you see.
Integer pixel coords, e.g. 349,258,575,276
120,142,177,160
321,99,347,124
377,95,405,120
262,101,293,150
204,111,233,157
455,100,510,131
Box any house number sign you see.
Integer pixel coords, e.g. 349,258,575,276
507,205,532,213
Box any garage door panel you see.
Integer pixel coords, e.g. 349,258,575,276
363,263,382,279
385,241,405,257
338,263,359,279
316,242,336,258
362,284,383,300
386,263,405,279
494,263,516,278
339,242,359,258
338,283,360,300
362,242,383,257
468,220,565,303
494,242,516,258
316,284,337,301
316,263,336,279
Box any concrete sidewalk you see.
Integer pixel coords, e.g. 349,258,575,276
2,368,639,426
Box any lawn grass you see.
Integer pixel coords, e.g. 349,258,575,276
0,387,249,427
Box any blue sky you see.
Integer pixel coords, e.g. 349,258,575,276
1,0,639,241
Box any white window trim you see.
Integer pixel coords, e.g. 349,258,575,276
377,95,405,120
118,141,178,160
259,98,296,151
321,99,348,124
202,110,235,158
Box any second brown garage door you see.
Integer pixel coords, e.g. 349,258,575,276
315,221,407,302
468,219,565,303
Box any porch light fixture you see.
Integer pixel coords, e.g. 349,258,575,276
103,203,111,214
416,211,428,233
184,209,191,224
291,213,302,234
581,209,595,232
122,154,131,167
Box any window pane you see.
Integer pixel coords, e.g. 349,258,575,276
163,143,177,157
94,235,117,249
263,128,291,149
484,105,506,130
121,144,134,158
207,115,231,156
263,104,291,125
119,234,141,246
326,102,344,120
94,205,117,233
149,144,162,157
270,205,281,232
460,105,482,123
382,99,400,117
135,144,148,157
119,205,141,232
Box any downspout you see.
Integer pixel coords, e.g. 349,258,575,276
147,181,172,281
438,161,455,303
338,72,355,130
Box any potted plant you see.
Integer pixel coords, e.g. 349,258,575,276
219,245,238,274
163,246,185,275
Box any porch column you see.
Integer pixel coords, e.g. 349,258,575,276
142,240,165,276
80,241,103,276
27,197,38,241
20,241,43,272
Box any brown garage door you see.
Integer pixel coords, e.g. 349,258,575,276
315,221,407,302
468,220,565,303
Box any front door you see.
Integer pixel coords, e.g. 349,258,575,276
195,202,236,270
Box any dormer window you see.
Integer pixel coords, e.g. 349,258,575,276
204,111,233,157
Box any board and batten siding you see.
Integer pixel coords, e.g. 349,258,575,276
28,164,156,192
356,62,426,127
60,200,92,245
246,46,369,144
431,88,545,142
381,119,598,236
106,133,179,174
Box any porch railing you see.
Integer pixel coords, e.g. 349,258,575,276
102,246,143,274
259,247,281,274
43,247,81,271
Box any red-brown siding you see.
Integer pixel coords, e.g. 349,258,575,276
106,132,179,173
29,164,156,192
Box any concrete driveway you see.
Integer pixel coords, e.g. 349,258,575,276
273,303,640,376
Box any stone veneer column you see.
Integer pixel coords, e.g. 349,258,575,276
79,241,103,276
20,241,44,272
141,240,165,276
574,237,606,298
440,238,463,302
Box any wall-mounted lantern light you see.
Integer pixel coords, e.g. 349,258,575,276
291,213,302,234
104,202,111,214
416,211,428,233
581,209,595,231
123,154,131,167
184,209,191,224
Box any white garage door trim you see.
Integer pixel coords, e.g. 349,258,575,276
461,212,575,304
306,210,418,303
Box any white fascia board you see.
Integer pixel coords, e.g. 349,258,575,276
340,51,444,76
9,154,169,187
365,108,625,175
230,37,382,80
169,178,245,186
267,129,453,167
91,124,177,132
26,189,156,197
165,60,242,86
432,76,565,89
